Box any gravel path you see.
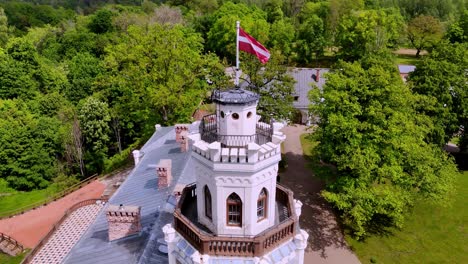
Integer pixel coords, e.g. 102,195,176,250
280,125,361,264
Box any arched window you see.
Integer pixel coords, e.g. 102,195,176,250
257,188,267,221
204,186,212,220
226,193,242,226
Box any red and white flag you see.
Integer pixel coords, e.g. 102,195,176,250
238,28,270,64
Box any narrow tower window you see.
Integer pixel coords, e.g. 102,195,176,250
204,185,212,220
257,188,267,221
226,193,242,226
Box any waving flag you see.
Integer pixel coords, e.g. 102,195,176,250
238,28,270,64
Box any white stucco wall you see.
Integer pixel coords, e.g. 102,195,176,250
195,152,280,236
217,103,257,137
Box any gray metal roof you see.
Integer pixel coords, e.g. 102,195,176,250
290,68,329,110
64,126,193,264
398,64,416,74
212,88,259,105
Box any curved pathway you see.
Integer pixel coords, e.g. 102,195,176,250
0,180,105,248
280,125,360,264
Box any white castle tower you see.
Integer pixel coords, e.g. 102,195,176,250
163,88,309,264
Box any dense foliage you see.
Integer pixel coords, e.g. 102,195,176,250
0,0,465,239
309,56,459,237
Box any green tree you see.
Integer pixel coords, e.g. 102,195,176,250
407,15,444,57
87,9,114,34
241,51,296,121
295,15,326,65
309,56,458,237
79,97,111,153
78,97,110,174
66,52,103,103
268,18,295,59
206,2,269,61
0,99,61,190
0,8,9,47
446,10,468,43
409,42,468,150
336,8,404,60
97,24,221,142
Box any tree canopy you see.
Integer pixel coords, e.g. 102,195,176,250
309,56,458,237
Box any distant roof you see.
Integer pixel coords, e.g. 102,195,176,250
398,64,416,74
212,88,259,105
290,68,330,110
64,126,197,264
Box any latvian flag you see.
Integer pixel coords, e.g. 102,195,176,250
238,28,270,64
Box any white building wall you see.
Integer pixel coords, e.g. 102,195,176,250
195,153,280,236
217,103,257,137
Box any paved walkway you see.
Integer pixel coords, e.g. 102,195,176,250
31,203,104,264
280,125,361,264
0,180,105,248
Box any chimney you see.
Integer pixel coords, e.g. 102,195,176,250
106,204,141,241
175,124,189,143
315,69,320,82
132,150,141,166
180,131,189,152
156,159,172,188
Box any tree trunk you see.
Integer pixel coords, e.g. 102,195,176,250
416,48,421,58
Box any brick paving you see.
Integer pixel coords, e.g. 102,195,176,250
0,180,105,248
31,203,104,264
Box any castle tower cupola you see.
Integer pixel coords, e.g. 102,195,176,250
210,88,260,147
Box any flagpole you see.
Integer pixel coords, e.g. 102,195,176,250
235,20,240,87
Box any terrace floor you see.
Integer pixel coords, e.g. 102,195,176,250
30,203,104,264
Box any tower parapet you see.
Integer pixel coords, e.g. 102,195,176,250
167,87,308,263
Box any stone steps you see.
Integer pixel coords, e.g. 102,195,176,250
0,235,23,256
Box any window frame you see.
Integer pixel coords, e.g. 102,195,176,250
257,188,268,222
204,185,212,220
226,193,242,227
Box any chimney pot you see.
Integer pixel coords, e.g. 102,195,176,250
156,159,172,188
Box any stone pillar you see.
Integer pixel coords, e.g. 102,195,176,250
294,199,303,220
162,224,176,264
293,229,309,264
180,131,189,152
106,204,141,241
157,159,172,188
247,143,261,163
175,124,189,143
191,251,202,264
132,150,141,166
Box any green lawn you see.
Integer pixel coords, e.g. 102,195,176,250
0,251,28,264
395,54,421,65
0,185,61,217
300,132,468,264
346,171,468,264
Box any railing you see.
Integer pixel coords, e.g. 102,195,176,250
173,184,297,257
21,198,108,264
0,165,130,219
0,232,24,256
199,114,274,147
0,174,98,219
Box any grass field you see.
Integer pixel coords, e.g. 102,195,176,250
395,54,421,65
347,170,468,264
0,185,61,217
0,251,28,264
300,133,468,264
